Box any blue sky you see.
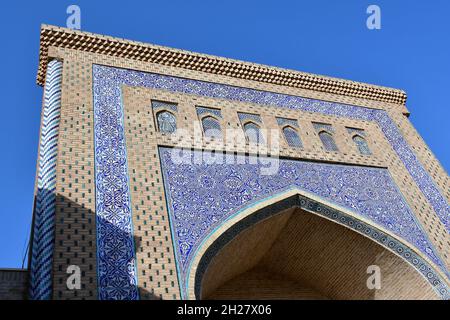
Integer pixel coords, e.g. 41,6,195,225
0,0,449,268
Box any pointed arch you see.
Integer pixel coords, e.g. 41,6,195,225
352,134,372,155
318,130,339,151
282,125,303,148
186,188,449,300
201,115,222,139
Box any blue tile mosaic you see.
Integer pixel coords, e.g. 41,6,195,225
92,64,449,300
159,147,448,298
152,100,178,112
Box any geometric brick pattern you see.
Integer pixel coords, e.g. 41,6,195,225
37,25,407,105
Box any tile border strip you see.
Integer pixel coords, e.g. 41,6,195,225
92,64,449,300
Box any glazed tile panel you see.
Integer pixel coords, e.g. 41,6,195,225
93,72,139,300
159,147,448,298
92,64,449,300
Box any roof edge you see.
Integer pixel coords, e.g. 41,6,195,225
37,24,407,105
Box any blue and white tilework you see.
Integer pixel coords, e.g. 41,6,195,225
159,147,448,298
92,64,449,300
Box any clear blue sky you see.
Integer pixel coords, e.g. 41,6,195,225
0,0,449,268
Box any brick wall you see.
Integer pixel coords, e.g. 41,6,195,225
0,269,27,300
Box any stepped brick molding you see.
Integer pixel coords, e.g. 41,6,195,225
37,25,406,105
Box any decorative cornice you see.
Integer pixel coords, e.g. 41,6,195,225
37,24,407,105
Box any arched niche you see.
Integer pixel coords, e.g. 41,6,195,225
188,191,447,300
